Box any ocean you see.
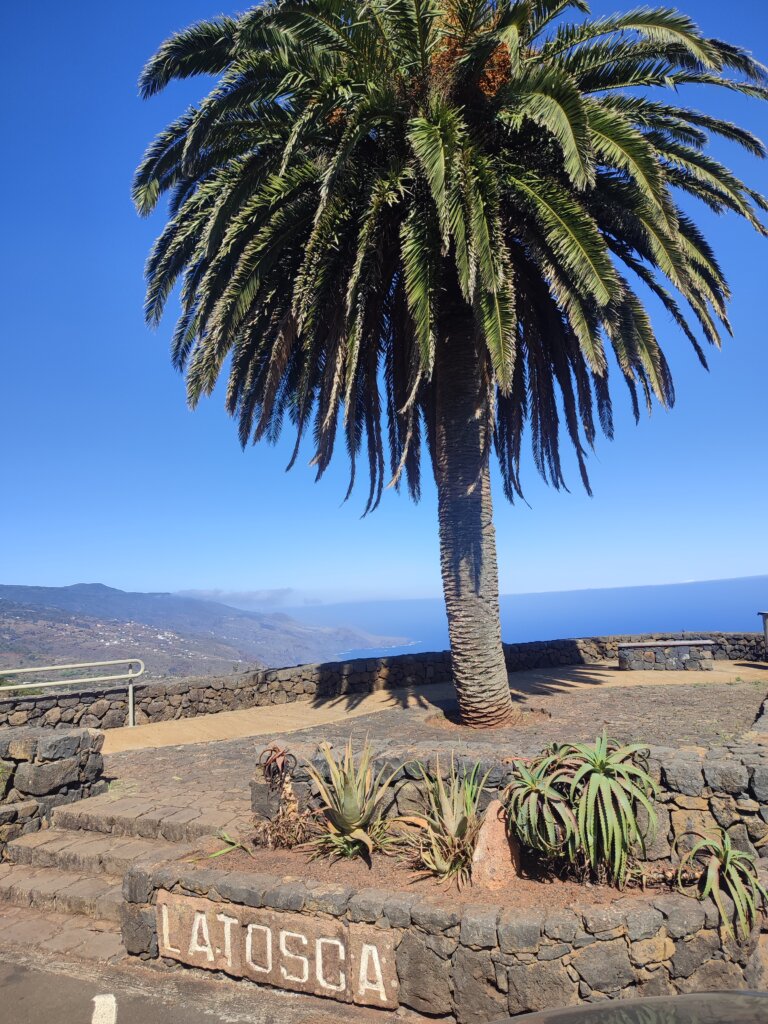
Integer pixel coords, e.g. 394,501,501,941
286,574,768,660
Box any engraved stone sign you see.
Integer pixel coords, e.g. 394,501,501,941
156,891,399,1008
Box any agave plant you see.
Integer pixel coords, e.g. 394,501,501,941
503,754,577,858
551,733,658,886
412,757,490,887
678,829,768,940
303,739,399,859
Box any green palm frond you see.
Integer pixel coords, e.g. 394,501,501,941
135,0,767,508
586,101,669,218
501,64,594,188
528,1,590,40
538,6,721,67
503,167,621,307
138,18,240,98
400,199,441,371
408,101,466,249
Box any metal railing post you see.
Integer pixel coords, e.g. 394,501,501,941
127,661,136,728
759,612,768,662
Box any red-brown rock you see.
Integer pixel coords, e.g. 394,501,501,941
471,799,521,890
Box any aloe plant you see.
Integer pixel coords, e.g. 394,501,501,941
503,755,577,858
678,829,768,940
503,734,658,886
303,739,399,859
553,733,658,886
412,757,490,887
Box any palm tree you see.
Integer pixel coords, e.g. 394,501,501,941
135,1,767,728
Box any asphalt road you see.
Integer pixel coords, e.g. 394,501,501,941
0,959,394,1024
0,963,217,1024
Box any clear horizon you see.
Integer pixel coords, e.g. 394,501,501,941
1,0,767,605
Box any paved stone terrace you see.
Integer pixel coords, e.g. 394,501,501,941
101,659,768,756
101,682,424,754
99,667,768,836
320,677,768,752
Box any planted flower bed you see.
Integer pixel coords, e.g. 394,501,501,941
122,733,768,1021
253,732,768,870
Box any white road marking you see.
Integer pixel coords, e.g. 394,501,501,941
91,994,117,1024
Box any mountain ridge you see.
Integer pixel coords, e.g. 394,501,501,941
0,583,403,676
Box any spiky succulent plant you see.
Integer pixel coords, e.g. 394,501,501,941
678,828,768,939
550,733,657,885
304,739,399,858
504,754,578,856
412,757,490,886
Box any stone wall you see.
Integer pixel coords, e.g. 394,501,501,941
0,653,452,731
121,859,768,1021
503,631,764,671
650,737,768,863
0,631,762,731
0,676,271,731
0,728,106,856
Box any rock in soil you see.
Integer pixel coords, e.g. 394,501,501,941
471,799,521,890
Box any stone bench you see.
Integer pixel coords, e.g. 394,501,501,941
618,639,714,672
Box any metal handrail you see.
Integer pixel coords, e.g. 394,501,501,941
0,659,145,727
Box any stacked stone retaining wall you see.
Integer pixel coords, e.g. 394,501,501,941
0,728,106,856
503,631,764,670
121,857,768,1020
0,631,762,731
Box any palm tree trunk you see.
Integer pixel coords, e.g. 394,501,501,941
432,315,515,728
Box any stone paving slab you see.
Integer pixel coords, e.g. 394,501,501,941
52,792,251,845
0,903,124,962
55,875,124,920
8,830,195,875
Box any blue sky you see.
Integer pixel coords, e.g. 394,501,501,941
1,1,766,606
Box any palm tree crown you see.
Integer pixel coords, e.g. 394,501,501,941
135,0,767,513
